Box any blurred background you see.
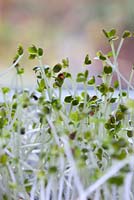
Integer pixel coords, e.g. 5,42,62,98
0,0,134,88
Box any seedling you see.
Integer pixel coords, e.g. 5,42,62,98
0,29,134,200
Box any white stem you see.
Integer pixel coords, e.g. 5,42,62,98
65,172,73,200
106,59,134,90
40,179,45,200
115,68,134,90
116,38,124,59
58,175,64,200
61,136,85,199
123,172,133,200
30,177,37,200
46,116,60,146
127,67,134,97
58,157,65,200
112,186,117,200
46,177,52,200
0,55,23,78
78,156,134,200
7,164,16,184
94,189,100,200
21,143,41,148
59,111,72,132
26,128,41,135
38,58,52,100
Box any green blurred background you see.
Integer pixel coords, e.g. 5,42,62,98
0,0,134,87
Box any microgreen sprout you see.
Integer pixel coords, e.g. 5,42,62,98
0,29,134,200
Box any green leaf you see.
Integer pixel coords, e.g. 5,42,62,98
96,51,106,61
107,51,113,58
76,73,86,82
28,45,37,54
127,130,133,137
13,54,20,67
63,72,71,78
102,29,118,41
17,68,24,75
84,54,92,65
109,29,116,37
54,76,64,87
0,154,8,165
115,111,124,121
109,87,114,93
108,175,124,186
70,111,80,122
64,95,73,103
104,122,114,130
28,54,37,60
122,91,127,97
97,83,109,95
53,80,63,88
37,170,45,179
119,104,128,112
114,80,119,88
113,149,127,160
17,45,24,55
62,57,69,68
103,66,112,74
122,30,132,38
1,87,10,94
53,63,62,73
51,98,61,110
43,106,51,114
78,103,84,111
9,182,17,189
84,70,89,79
72,99,79,106
110,97,117,103
102,29,109,38
2,194,8,200
112,138,127,149
49,166,57,174
37,48,43,56
96,148,103,160
88,76,95,85
24,179,32,193
73,146,81,158
37,79,46,92
84,131,91,140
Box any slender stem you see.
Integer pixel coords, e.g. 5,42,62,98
0,54,23,78
83,81,88,111
46,177,52,200
38,57,52,100
30,177,37,200
110,41,122,95
105,56,121,90
127,66,134,97
61,136,85,198
40,179,45,200
7,164,16,184
58,156,65,200
78,156,134,200
123,172,133,200
116,38,124,59
46,116,60,146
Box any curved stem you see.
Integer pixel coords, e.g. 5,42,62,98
0,54,23,78
78,156,134,200
38,57,52,100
